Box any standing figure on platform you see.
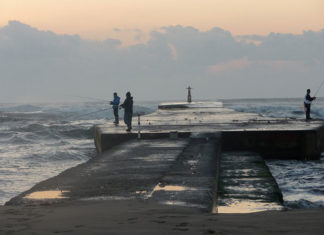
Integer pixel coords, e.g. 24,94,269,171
304,89,316,121
110,92,120,125
120,91,133,132
187,86,192,103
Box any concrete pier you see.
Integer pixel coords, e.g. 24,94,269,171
6,101,324,214
7,139,190,205
95,101,324,160
7,137,223,212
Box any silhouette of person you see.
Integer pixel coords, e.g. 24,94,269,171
304,89,316,121
120,92,133,131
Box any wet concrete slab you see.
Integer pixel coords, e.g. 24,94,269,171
5,137,287,214
216,152,283,213
6,138,219,209
148,137,221,211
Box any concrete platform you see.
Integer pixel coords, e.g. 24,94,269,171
6,135,285,214
5,101,323,215
95,101,324,159
217,151,283,213
6,137,226,212
6,139,190,205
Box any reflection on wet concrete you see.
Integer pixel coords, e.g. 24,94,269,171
80,196,134,201
217,200,282,213
25,190,69,200
7,139,189,206
148,138,219,211
162,200,206,209
216,152,283,213
153,183,198,192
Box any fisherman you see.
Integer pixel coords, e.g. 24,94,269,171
120,91,133,132
110,92,120,125
304,89,316,121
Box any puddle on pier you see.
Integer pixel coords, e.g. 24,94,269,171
215,200,283,213
140,183,199,199
153,184,198,192
24,190,69,200
80,196,135,201
146,183,207,209
162,200,206,209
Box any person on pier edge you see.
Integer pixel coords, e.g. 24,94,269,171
304,89,316,121
110,92,120,125
120,91,133,132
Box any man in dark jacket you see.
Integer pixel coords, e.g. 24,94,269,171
110,92,120,125
120,91,133,131
304,89,316,121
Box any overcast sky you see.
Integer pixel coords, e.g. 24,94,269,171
1,0,323,102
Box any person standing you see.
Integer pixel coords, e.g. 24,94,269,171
120,91,133,131
304,89,316,121
110,92,120,125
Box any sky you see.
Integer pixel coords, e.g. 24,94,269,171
1,0,324,44
0,0,324,102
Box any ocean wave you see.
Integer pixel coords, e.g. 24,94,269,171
60,126,94,139
224,98,324,120
7,135,36,144
266,156,324,209
24,149,94,162
284,199,324,209
0,104,42,113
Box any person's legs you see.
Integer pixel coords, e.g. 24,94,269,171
124,113,132,131
127,115,132,130
305,104,311,120
113,107,119,124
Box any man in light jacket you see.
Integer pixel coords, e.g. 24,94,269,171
110,92,120,125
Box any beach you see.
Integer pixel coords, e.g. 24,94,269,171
1,200,324,234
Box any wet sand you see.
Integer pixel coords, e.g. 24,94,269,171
1,199,323,234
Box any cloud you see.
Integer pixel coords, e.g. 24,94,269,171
235,35,266,45
208,58,308,74
250,30,324,62
0,21,324,102
208,58,251,73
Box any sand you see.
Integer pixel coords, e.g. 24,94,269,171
1,199,323,234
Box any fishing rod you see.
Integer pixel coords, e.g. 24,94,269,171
314,78,324,97
74,96,110,102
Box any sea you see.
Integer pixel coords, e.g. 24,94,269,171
0,98,323,209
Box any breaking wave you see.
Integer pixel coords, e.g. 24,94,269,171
0,101,158,205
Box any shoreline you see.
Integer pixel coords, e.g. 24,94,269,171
1,199,324,234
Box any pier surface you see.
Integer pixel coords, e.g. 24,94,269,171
95,101,324,160
8,101,317,209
